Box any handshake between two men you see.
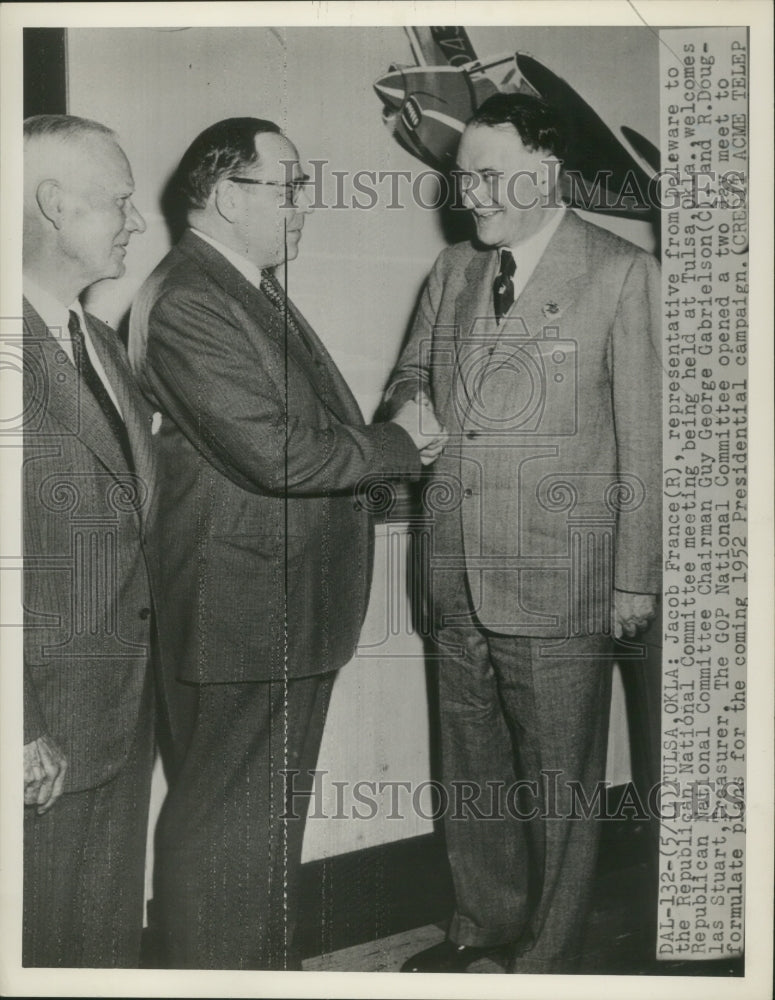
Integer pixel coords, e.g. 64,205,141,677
390,391,448,466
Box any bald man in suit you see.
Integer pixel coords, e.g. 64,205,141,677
22,114,155,967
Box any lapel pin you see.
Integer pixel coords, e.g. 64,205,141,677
542,301,560,318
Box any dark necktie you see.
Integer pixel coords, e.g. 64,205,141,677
68,310,135,471
260,271,314,357
493,248,516,323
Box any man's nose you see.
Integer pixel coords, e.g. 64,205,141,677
296,184,315,215
460,176,492,211
126,201,147,234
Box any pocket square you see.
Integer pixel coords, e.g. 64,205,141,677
151,411,162,435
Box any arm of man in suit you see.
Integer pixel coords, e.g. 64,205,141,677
144,288,425,493
380,251,451,468
24,670,67,813
611,250,662,623
381,250,449,420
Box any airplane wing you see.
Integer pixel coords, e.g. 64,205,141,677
517,53,654,214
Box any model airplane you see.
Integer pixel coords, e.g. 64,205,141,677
374,27,659,218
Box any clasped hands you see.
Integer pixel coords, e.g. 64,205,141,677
392,391,448,465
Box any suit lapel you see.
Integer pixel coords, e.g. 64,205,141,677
84,312,156,533
284,300,364,425
507,211,587,331
461,212,590,380
179,232,361,426
442,251,497,421
456,250,498,344
23,299,129,479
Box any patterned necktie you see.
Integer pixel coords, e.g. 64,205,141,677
493,248,516,323
68,310,135,471
259,271,314,356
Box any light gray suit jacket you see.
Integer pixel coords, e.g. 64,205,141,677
385,211,662,637
23,298,156,791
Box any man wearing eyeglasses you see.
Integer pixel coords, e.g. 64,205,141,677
128,117,444,970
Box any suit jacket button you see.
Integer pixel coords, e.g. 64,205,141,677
463,488,473,498
139,607,152,620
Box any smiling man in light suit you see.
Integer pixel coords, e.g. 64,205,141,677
22,114,155,967
384,93,661,974
128,117,445,970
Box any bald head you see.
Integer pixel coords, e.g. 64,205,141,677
24,115,146,304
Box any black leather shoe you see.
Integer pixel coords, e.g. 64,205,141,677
400,939,507,973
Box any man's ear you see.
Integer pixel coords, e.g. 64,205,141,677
213,179,239,223
35,179,65,229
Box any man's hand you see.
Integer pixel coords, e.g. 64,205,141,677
24,734,67,815
614,590,657,640
391,392,448,466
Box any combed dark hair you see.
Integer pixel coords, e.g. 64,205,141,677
23,114,115,143
175,117,282,211
469,94,565,158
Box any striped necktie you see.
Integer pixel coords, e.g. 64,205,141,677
68,310,135,471
259,271,314,356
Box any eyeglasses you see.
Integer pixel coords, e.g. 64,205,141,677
230,175,312,205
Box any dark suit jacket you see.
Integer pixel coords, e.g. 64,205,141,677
385,211,662,637
23,298,156,793
128,230,419,684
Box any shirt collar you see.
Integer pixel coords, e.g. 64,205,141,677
505,206,566,268
23,275,86,342
190,228,264,289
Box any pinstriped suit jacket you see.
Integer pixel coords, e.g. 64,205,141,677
22,298,156,792
129,230,420,684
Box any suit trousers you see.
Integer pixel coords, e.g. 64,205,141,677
153,671,334,970
23,674,155,967
436,615,613,973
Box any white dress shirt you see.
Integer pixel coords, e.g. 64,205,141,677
23,276,123,416
503,206,566,306
190,228,265,289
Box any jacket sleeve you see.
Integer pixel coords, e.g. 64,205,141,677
381,251,450,418
611,250,662,594
143,286,421,495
